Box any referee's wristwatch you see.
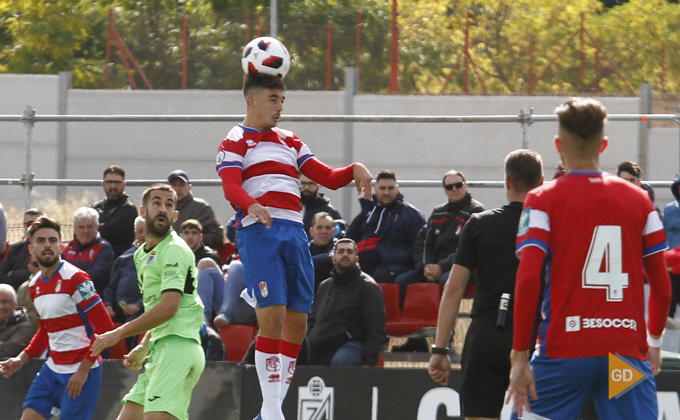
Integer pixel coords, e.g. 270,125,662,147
431,345,449,355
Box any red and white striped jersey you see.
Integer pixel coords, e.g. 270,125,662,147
217,125,313,227
27,261,105,374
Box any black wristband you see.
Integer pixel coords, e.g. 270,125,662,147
431,345,449,355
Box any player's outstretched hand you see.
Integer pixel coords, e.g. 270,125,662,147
91,330,122,358
123,344,151,371
648,346,661,375
506,350,537,418
353,163,373,200
428,354,451,386
0,354,27,378
247,203,272,228
67,369,89,398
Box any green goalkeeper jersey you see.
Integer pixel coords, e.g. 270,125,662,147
134,230,203,344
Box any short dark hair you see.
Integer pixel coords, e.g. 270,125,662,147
103,165,125,180
617,161,642,178
243,73,286,97
555,97,607,143
142,184,177,207
376,170,397,183
181,219,203,233
28,216,61,240
24,208,45,219
505,149,543,193
334,238,357,253
442,170,466,186
311,212,334,228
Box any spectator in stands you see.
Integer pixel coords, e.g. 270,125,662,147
91,165,139,259
62,207,114,296
104,216,145,324
395,170,485,296
168,169,225,250
309,212,337,290
307,239,386,366
346,170,426,284
180,219,221,266
428,149,543,419
17,255,40,331
0,201,7,258
300,174,342,238
617,160,660,216
664,175,680,328
181,219,223,324
212,258,257,329
0,283,36,358
0,208,44,290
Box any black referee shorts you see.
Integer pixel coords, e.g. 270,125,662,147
460,312,514,418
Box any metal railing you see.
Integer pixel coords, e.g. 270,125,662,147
2,103,680,211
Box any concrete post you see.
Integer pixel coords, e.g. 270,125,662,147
638,83,652,172
342,67,358,220
57,71,72,201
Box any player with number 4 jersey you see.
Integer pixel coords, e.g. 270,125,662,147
507,98,672,420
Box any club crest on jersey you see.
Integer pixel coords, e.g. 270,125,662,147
55,279,62,293
146,252,156,266
517,207,531,237
77,281,97,301
455,225,462,236
266,356,281,372
216,150,227,165
259,281,269,298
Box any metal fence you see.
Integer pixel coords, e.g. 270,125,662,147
1,101,680,212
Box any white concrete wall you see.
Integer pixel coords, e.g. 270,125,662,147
0,73,679,226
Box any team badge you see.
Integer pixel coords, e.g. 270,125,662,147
259,281,269,298
77,280,97,301
455,225,462,236
517,207,531,237
288,360,297,375
146,252,156,266
266,356,281,372
55,279,62,293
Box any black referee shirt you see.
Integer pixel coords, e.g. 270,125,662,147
454,201,523,317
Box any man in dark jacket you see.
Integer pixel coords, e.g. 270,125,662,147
300,174,342,238
168,169,225,250
0,209,44,290
91,165,139,259
308,212,337,290
104,216,145,324
307,239,387,366
62,207,114,296
0,284,36,358
346,170,426,283
395,170,485,294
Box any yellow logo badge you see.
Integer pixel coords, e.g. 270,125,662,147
608,353,649,399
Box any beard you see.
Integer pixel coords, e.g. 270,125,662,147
36,253,59,269
146,215,173,238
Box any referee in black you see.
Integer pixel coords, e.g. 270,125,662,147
428,149,543,420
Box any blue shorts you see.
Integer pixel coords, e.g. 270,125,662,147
511,354,657,420
24,362,103,420
237,219,315,313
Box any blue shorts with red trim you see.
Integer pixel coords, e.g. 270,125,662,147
237,219,315,313
510,354,657,420
24,362,102,420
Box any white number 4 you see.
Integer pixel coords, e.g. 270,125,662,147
582,225,629,302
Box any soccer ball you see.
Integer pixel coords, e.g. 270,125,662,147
241,37,291,79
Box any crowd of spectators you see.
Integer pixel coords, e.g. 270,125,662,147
2,158,678,366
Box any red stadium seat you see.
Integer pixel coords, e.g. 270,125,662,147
219,323,258,362
378,283,401,323
385,283,442,336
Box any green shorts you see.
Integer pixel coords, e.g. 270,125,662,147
123,335,205,420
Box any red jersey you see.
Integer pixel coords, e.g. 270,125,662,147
26,261,113,373
515,171,667,360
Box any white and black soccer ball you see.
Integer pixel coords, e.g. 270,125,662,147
241,37,291,79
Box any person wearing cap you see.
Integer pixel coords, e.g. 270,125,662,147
168,169,225,250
